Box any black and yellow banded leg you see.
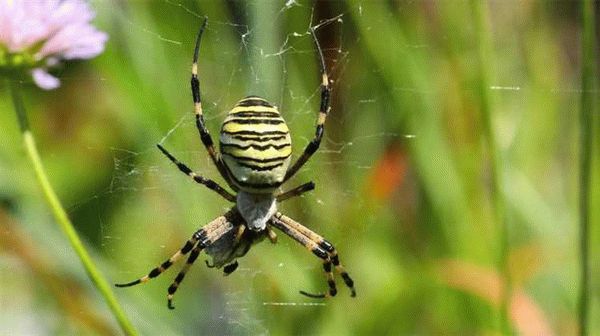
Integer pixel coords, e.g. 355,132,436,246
115,212,234,288
166,213,238,309
284,27,331,182
270,215,338,298
115,231,204,288
167,243,204,309
190,17,234,188
276,181,315,202
156,144,236,202
299,260,336,299
273,212,356,297
274,213,327,247
331,254,355,297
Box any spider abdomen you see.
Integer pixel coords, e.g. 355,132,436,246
220,96,292,192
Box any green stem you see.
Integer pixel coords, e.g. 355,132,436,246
470,1,510,334
248,0,279,96
579,1,595,335
8,80,138,336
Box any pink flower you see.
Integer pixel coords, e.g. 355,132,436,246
0,0,107,89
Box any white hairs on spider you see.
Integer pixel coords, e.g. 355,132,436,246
236,192,277,231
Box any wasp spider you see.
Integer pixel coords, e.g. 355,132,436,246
116,18,355,309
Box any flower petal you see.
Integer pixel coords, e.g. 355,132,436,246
39,24,108,60
32,68,60,90
0,0,107,62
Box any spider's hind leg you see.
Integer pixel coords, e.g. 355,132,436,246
270,212,356,298
299,258,336,298
167,242,205,309
165,211,240,309
330,253,355,297
114,230,203,288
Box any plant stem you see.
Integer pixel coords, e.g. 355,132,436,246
579,1,595,335
470,1,510,333
248,0,279,96
8,80,138,336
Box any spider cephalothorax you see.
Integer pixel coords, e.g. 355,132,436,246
116,17,355,309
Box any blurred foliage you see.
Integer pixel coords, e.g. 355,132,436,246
0,1,598,335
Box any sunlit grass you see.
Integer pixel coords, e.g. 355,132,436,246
579,0,596,334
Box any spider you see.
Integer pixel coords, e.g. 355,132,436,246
115,18,355,309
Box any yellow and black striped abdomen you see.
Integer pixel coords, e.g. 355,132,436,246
220,96,292,193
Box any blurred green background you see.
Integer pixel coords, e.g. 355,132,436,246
1,1,598,335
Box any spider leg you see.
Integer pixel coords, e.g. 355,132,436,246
275,213,355,297
190,17,236,190
168,242,204,309
276,181,315,202
115,229,205,288
165,212,238,309
115,211,233,288
269,215,336,298
156,144,235,202
284,28,330,182
299,259,335,299
271,213,355,298
266,225,278,244
233,224,246,245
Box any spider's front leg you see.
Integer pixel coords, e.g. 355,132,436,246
270,212,356,298
189,17,235,190
284,27,331,182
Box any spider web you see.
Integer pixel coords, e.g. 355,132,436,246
61,1,405,334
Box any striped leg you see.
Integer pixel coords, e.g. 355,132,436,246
190,17,234,188
284,28,331,182
167,243,203,309
115,230,204,288
157,144,235,202
331,254,355,297
272,212,356,298
276,181,315,202
281,214,355,297
115,212,234,288
166,215,238,309
300,260,336,299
